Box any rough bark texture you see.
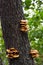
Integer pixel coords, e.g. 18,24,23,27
0,0,1,16
1,0,35,65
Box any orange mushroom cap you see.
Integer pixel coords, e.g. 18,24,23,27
30,50,39,54
6,54,13,58
13,54,19,58
32,54,39,58
20,20,28,25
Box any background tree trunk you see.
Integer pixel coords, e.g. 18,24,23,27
0,0,1,16
1,0,35,65
0,58,3,65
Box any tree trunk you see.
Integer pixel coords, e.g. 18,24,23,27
0,0,1,16
0,58,3,65
1,0,35,65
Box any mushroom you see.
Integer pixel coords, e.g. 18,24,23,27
20,25,29,32
6,48,19,53
6,48,19,58
20,20,28,25
6,54,13,59
30,50,39,58
13,54,19,58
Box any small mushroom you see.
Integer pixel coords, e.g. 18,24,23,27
32,54,39,58
13,54,19,58
24,25,29,30
30,50,39,58
30,50,39,54
9,48,16,51
20,25,29,32
6,48,15,52
20,20,29,32
6,54,13,59
13,49,19,53
20,20,28,25
20,28,28,32
6,48,19,53
6,48,19,58
6,48,13,54
6,49,10,53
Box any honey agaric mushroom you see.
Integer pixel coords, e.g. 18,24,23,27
13,54,19,58
24,25,29,30
6,48,19,58
6,48,19,53
20,20,29,32
30,50,39,58
20,20,28,25
30,50,39,54
6,54,19,58
20,28,28,32
32,54,39,58
6,54,13,59
6,49,10,53
6,48,15,52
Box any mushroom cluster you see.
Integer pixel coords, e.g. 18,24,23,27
20,20,29,32
30,50,39,58
6,48,19,59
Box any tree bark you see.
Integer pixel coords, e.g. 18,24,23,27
0,58,3,65
1,0,35,65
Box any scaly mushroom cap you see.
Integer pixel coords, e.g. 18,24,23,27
20,25,29,32
13,54,19,58
6,54,19,58
30,49,39,58
30,50,39,54
20,28,28,32
32,54,39,58
20,20,28,25
6,48,19,53
6,48,15,52
6,54,13,58
6,48,19,58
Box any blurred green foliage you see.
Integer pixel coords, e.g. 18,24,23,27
23,0,43,65
0,25,9,65
0,0,43,65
